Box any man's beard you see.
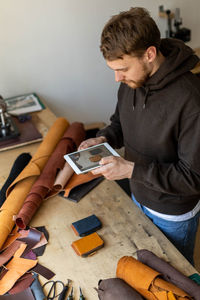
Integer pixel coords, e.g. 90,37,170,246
122,63,150,89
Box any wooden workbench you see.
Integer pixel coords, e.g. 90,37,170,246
192,48,200,74
0,107,198,299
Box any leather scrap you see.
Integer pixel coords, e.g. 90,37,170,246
18,228,42,257
32,233,47,251
66,176,104,202
24,250,37,260
0,243,37,295
53,161,74,190
1,226,20,251
64,172,102,197
0,287,35,300
31,263,55,280
0,240,22,267
32,226,49,257
35,226,49,241
8,272,34,294
0,268,8,280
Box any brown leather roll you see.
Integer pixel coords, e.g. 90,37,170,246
15,122,85,229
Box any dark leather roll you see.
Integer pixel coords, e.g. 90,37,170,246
0,153,32,207
96,278,144,300
137,249,200,300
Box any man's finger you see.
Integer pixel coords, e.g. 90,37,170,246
100,156,116,165
78,140,94,150
91,167,103,175
92,164,108,175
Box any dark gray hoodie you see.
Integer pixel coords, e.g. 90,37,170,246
97,38,200,215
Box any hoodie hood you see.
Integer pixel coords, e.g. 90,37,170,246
145,38,200,90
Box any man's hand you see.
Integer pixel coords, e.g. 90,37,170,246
91,156,134,180
78,136,107,150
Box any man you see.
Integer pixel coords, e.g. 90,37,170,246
79,7,200,265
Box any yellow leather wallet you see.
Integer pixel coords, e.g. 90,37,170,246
71,232,104,257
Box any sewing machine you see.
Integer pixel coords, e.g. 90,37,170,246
159,6,191,42
0,97,19,142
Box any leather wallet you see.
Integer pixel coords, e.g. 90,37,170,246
71,214,102,236
71,232,104,257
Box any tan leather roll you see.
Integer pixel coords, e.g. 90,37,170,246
0,117,69,249
116,256,192,299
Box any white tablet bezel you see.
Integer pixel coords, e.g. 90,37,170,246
64,142,120,175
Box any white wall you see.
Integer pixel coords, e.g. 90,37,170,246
0,0,199,123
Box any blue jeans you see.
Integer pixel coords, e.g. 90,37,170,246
132,194,200,266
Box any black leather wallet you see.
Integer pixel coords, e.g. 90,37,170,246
71,214,102,237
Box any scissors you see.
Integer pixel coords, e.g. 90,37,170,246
42,280,65,300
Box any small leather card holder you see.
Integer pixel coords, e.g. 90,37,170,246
71,232,104,257
71,214,102,237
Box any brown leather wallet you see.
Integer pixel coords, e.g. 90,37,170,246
71,232,104,257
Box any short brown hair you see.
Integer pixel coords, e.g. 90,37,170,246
100,7,161,60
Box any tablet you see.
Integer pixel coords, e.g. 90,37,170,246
64,142,120,174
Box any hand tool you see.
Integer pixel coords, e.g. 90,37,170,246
58,279,71,300
42,280,64,300
67,287,74,300
79,287,85,300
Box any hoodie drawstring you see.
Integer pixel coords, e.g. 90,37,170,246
143,87,149,109
132,87,150,110
132,90,136,111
